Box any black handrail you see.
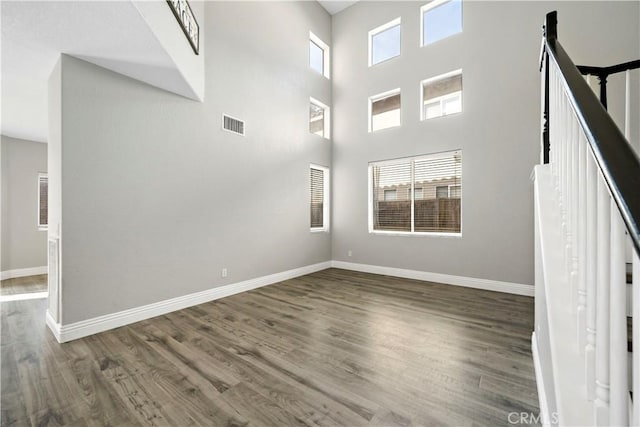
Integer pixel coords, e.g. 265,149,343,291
541,11,640,255
576,60,640,109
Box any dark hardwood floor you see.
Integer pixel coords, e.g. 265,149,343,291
0,275,47,296
1,268,539,426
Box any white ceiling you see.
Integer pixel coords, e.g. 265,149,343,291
1,1,193,143
317,0,358,15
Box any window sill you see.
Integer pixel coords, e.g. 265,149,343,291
369,230,461,238
38,226,48,232
310,228,330,233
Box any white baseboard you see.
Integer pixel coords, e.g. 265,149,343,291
330,260,534,296
1,266,47,280
46,309,62,342
52,261,331,343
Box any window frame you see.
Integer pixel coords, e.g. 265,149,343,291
309,97,331,139
420,69,463,121
37,173,48,231
310,164,330,233
420,0,463,47
309,31,330,79
368,88,402,133
368,150,462,237
368,17,402,67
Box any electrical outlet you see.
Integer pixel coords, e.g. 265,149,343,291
348,250,353,257
221,268,228,278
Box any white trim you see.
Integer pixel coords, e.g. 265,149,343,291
37,173,48,230
0,266,48,280
310,164,330,232
532,332,553,427
330,260,534,296
420,0,463,47
309,31,330,79
49,261,332,343
309,97,331,139
46,309,62,342
368,88,401,133
368,17,401,67
0,291,48,302
420,69,463,121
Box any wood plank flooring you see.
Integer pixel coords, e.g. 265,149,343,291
0,275,47,296
1,268,539,426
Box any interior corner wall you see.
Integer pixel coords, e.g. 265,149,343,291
57,1,332,325
1,135,48,273
330,1,640,286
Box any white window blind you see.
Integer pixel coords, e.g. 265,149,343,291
38,174,48,229
370,150,461,234
310,165,329,231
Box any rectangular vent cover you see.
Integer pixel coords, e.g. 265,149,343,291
223,114,245,136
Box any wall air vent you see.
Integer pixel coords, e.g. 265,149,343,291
222,114,245,136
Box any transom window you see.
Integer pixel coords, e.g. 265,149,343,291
421,0,462,46
368,18,401,66
369,150,462,235
309,97,330,139
421,70,462,120
309,32,330,78
369,89,401,132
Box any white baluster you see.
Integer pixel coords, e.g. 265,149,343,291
609,205,629,426
577,131,587,351
570,115,579,311
595,175,611,426
625,70,630,139
633,251,639,427
586,150,598,401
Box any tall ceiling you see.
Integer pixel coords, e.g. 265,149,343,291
1,1,195,143
317,0,358,15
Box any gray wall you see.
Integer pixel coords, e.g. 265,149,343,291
1,135,48,272
331,1,640,285
55,1,332,324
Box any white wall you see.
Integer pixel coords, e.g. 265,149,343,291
53,1,332,324
132,0,205,101
1,135,48,273
331,1,640,285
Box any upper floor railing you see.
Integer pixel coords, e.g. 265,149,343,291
538,10,640,426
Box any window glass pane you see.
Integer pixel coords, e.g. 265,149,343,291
310,168,324,228
371,93,401,132
414,152,462,233
310,103,325,137
371,161,411,232
310,40,324,74
371,24,401,65
423,72,462,119
414,187,424,200
423,0,462,45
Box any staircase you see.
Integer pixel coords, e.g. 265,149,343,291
533,11,640,427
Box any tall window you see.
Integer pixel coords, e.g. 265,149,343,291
369,18,401,66
369,150,462,235
309,32,330,78
421,70,462,120
310,165,330,232
369,89,401,132
421,0,462,46
309,97,330,138
38,174,48,230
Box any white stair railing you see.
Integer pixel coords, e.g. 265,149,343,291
539,11,640,427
